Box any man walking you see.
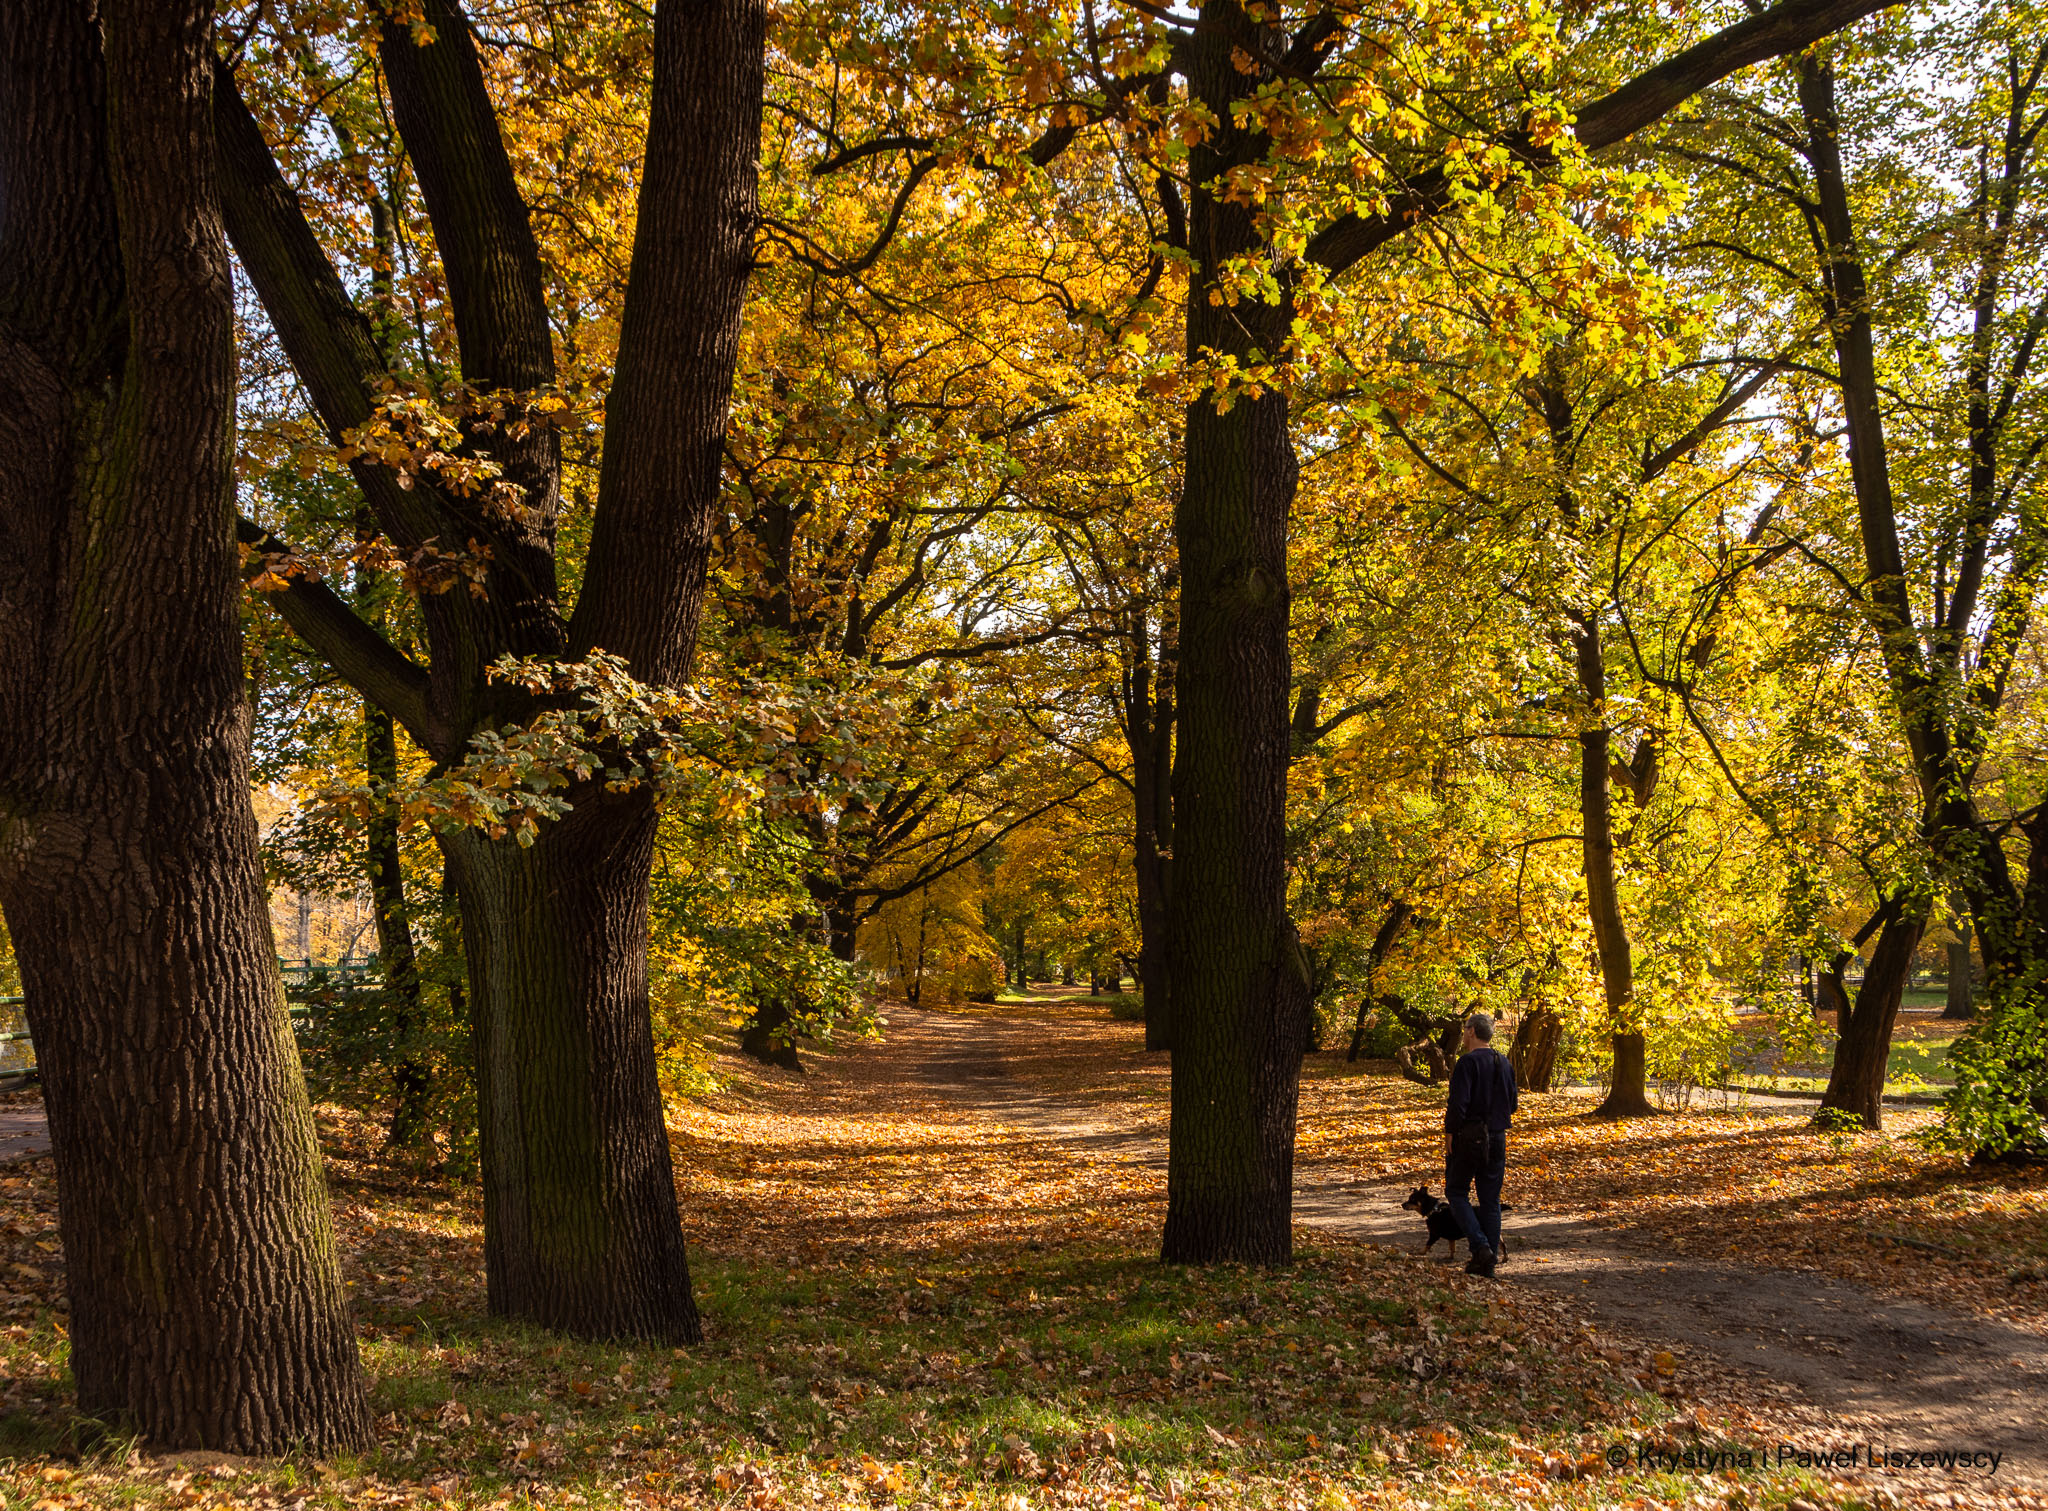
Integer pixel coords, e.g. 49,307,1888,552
1444,1013,1516,1277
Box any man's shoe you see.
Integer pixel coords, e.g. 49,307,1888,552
1465,1247,1497,1278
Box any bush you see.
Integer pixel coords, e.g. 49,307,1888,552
1105,992,1145,1021
1344,1006,1410,1060
946,955,1004,1005
1933,990,2048,1159
296,916,477,1176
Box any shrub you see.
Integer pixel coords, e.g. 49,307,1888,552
1105,992,1145,1021
1932,989,2048,1160
1344,1007,1410,1060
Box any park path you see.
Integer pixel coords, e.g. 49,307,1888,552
0,1105,50,1163
897,1007,2048,1490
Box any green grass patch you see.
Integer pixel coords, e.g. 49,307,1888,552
0,1237,1869,1509
1736,1032,1961,1098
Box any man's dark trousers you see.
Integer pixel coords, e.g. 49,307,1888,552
1446,1130,1506,1258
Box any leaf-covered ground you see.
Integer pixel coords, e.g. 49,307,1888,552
0,1010,2042,1509
959,1002,2048,1335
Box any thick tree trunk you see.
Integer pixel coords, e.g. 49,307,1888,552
443,791,701,1342
1161,1,1313,1266
1509,1008,1564,1092
1820,904,1924,1130
0,0,368,1450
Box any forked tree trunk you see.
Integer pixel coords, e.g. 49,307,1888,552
219,0,764,1336
1161,0,1313,1265
0,0,368,1450
1819,903,1924,1130
443,791,701,1342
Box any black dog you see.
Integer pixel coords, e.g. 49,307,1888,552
1401,1186,1511,1262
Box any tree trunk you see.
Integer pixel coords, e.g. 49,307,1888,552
1160,0,1313,1266
1346,901,1414,1062
740,999,804,1071
0,0,369,1450
1509,1009,1564,1092
442,790,701,1342
1128,603,1176,1052
1820,903,1924,1130
364,701,434,1148
219,0,764,1333
1943,896,1975,1020
1574,619,1654,1118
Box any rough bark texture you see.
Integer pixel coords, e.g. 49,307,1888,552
443,793,701,1339
0,0,369,1450
1161,0,1313,1267
1509,1009,1565,1092
1820,903,1925,1130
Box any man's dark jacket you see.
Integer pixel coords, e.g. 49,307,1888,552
1445,1046,1518,1133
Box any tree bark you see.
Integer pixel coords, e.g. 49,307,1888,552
0,0,368,1450
1160,0,1313,1266
1943,894,1975,1020
364,700,433,1148
1819,902,1924,1130
1509,1009,1565,1092
443,792,701,1341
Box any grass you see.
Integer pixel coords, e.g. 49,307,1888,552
1733,1024,1961,1099
0,1216,1908,1511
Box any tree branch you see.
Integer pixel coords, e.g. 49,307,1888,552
1305,0,1902,277
236,517,436,745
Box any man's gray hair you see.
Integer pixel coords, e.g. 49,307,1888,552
1466,1012,1494,1042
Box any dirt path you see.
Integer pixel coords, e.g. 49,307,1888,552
897,1008,2048,1490
0,1106,50,1163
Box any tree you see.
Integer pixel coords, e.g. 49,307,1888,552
1679,10,2048,1139
0,0,369,1450
795,0,1908,1259
218,0,764,1339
